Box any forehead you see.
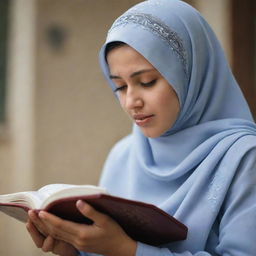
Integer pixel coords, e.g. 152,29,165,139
107,45,155,74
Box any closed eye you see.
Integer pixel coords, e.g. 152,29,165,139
140,79,156,87
114,79,157,92
114,85,127,93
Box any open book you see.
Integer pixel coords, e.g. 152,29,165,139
0,184,188,246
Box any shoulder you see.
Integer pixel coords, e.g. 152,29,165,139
107,134,133,159
223,135,256,176
225,142,256,197
99,134,132,187
102,134,132,171
227,134,256,158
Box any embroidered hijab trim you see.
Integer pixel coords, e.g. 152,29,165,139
109,12,188,77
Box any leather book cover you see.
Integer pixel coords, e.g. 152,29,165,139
45,193,188,246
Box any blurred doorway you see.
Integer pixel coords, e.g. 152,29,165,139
231,0,256,118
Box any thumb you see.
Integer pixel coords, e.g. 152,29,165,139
76,200,109,226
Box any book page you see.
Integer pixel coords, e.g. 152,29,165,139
0,191,40,208
38,184,107,209
38,184,77,199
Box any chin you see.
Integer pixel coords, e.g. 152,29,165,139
140,125,172,138
141,129,162,138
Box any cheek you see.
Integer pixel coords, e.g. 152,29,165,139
154,90,169,106
158,91,180,119
167,98,180,120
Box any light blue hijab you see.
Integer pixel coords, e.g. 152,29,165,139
97,0,256,255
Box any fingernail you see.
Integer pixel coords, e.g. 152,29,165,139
28,210,35,219
76,200,84,209
38,211,46,219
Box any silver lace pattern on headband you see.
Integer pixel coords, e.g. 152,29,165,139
108,13,188,77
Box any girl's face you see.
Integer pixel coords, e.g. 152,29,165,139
107,45,180,138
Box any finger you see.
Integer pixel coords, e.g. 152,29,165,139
28,210,48,236
26,220,45,248
38,211,81,242
76,200,109,227
41,235,55,252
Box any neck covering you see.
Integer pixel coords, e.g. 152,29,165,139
98,0,256,253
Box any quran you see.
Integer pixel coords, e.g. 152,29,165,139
0,183,188,245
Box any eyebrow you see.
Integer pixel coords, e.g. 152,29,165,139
109,69,154,79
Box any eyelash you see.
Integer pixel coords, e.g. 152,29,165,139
114,79,157,92
141,79,156,87
114,85,126,93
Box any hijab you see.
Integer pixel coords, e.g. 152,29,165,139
98,0,256,252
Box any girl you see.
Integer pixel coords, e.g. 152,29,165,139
27,0,256,255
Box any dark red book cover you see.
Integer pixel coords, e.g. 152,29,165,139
45,194,188,246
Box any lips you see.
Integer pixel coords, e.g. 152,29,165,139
133,113,154,126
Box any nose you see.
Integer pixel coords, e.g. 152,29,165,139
124,87,143,110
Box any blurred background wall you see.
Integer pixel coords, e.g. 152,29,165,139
0,0,255,255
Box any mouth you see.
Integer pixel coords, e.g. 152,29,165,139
133,114,155,127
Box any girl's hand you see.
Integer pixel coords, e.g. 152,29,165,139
28,200,137,256
27,211,79,256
